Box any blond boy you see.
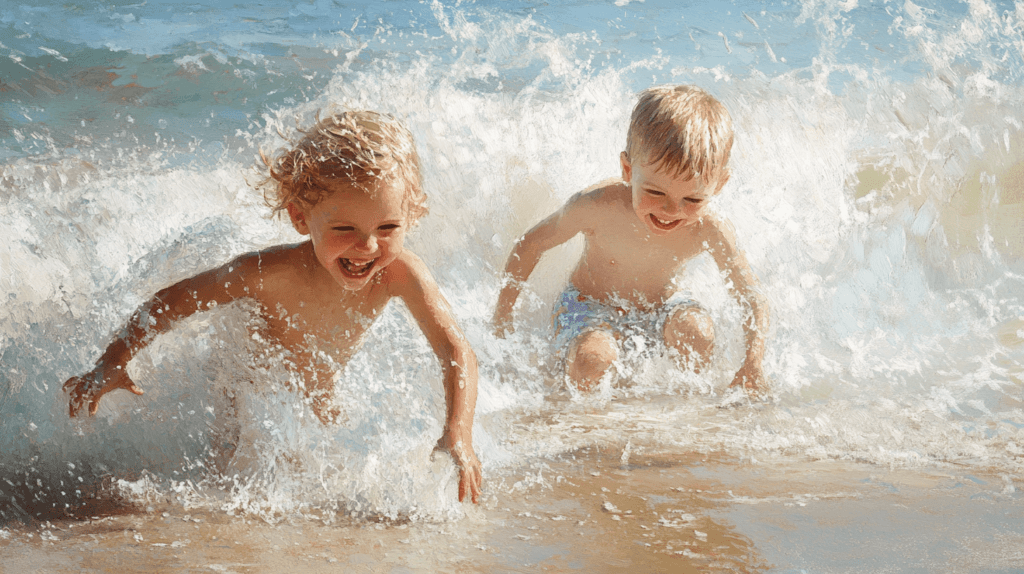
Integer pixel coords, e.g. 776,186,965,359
493,85,769,393
64,111,483,503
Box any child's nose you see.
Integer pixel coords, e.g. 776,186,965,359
356,234,377,252
662,199,681,215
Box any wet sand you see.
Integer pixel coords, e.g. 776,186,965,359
3,449,1022,573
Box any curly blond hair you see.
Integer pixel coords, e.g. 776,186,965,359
625,85,734,185
261,110,427,220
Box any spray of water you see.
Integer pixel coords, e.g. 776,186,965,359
2,0,1023,525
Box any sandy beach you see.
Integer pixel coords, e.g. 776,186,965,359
4,447,1021,573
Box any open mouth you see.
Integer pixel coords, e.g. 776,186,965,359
339,257,376,278
649,214,682,231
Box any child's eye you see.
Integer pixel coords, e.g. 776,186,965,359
645,189,665,197
332,226,355,232
378,224,401,231
685,197,704,204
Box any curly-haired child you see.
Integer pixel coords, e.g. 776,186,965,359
64,111,483,503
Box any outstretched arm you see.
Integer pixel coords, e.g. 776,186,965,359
388,253,483,503
706,218,770,392
492,191,594,336
64,256,254,416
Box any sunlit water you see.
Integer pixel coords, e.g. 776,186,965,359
2,0,1023,529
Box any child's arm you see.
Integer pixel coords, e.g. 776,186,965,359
492,192,594,336
387,252,483,504
705,217,770,391
64,256,255,417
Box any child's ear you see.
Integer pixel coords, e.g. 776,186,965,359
286,202,311,235
620,151,633,183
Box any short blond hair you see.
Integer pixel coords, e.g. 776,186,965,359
625,85,734,185
262,110,427,220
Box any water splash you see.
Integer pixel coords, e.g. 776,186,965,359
2,0,1023,524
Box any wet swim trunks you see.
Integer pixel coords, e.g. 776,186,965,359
551,283,704,356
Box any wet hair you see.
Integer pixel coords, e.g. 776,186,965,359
625,85,734,185
261,110,427,220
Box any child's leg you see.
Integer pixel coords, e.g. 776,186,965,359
566,329,618,392
662,306,715,373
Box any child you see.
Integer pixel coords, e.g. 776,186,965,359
492,85,769,393
63,111,483,503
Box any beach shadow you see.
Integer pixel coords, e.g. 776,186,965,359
0,466,144,527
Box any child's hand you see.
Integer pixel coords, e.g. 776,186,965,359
64,364,145,417
435,433,483,503
729,362,766,394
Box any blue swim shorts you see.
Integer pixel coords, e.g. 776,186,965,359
551,283,704,356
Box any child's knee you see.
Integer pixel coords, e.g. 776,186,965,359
567,330,618,380
664,307,715,356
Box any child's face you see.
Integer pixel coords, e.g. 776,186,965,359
621,152,728,236
287,179,409,291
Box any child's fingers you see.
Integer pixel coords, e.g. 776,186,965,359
459,465,483,503
463,469,474,502
471,462,483,503
87,385,108,416
66,376,94,417
68,391,82,418
71,395,88,417
461,470,474,503
65,378,80,417
471,466,482,503
65,372,144,417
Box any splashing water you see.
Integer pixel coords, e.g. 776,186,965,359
1,0,1023,525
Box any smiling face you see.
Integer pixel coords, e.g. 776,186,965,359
621,151,729,236
287,179,409,291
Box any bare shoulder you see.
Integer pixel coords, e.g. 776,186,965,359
252,241,311,265
563,179,631,224
381,250,435,292
575,179,630,208
381,251,456,315
694,213,735,244
221,242,314,291
521,180,630,248
698,213,753,269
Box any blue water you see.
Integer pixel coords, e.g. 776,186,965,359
2,0,1023,549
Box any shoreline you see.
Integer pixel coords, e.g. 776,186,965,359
3,449,1021,572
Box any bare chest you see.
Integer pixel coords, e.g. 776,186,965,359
258,283,391,366
575,221,708,304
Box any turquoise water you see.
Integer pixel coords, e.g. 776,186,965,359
2,0,1023,566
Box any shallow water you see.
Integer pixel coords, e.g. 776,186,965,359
3,452,1022,572
2,0,1024,571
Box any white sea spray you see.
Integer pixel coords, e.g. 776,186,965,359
1,0,1022,523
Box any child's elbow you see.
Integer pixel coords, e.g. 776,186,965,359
750,290,769,312
514,227,557,260
440,342,477,382
453,344,479,375
510,240,540,267
744,290,770,326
